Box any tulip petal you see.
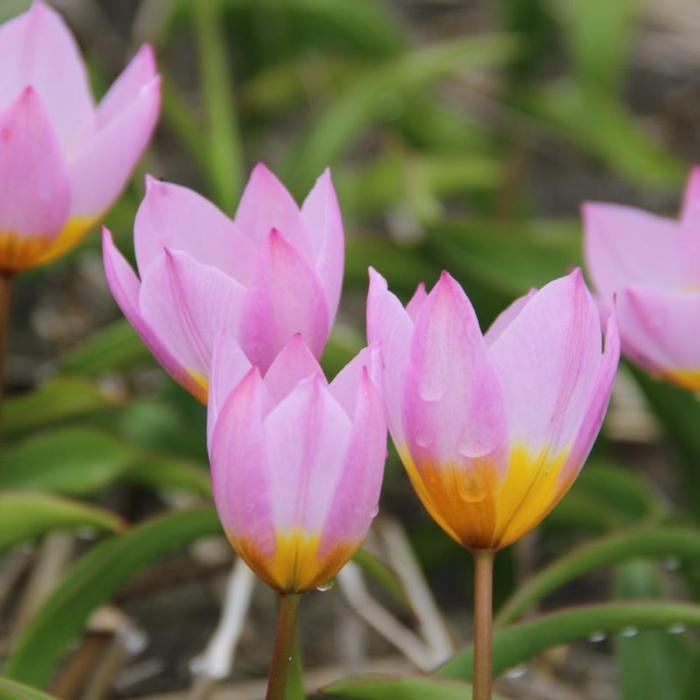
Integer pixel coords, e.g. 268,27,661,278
235,163,311,260
68,76,160,220
404,272,507,472
484,288,537,346
300,168,344,316
489,269,602,453
617,285,700,388
679,167,700,282
239,229,330,371
139,248,245,383
134,178,256,282
263,376,351,535
102,229,202,399
0,88,70,269
405,283,428,321
0,2,94,156
329,342,383,417
207,330,252,449
97,44,156,127
320,368,386,554
583,201,685,296
366,268,413,446
210,367,276,559
264,334,325,403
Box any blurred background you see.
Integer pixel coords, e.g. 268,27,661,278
1,1,700,699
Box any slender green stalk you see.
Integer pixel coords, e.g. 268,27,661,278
472,549,494,700
266,593,302,700
193,0,244,212
0,272,13,410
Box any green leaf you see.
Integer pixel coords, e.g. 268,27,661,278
123,456,212,497
3,507,222,685
2,377,120,440
0,492,122,554
615,561,699,700
495,526,700,626
0,428,135,496
322,674,503,699
59,320,153,377
351,549,410,611
438,601,700,680
0,677,58,700
284,35,517,192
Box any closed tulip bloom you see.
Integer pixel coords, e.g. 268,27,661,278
367,268,619,550
584,167,700,391
207,332,386,592
103,165,343,403
0,2,160,272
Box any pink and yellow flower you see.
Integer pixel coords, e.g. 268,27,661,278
207,332,386,592
0,1,160,272
584,167,700,391
103,164,344,403
367,268,619,550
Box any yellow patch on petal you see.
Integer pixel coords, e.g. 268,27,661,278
660,368,700,392
229,528,356,593
187,369,209,404
397,443,571,551
0,217,98,273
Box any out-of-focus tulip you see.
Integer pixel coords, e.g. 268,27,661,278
103,164,344,403
207,332,385,592
0,1,160,272
584,168,700,391
367,268,619,550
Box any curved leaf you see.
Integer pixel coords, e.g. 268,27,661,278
495,526,700,626
4,507,222,685
0,492,123,554
0,677,58,700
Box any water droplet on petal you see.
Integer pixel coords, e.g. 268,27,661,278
588,631,607,643
316,579,335,592
415,432,433,448
621,626,638,638
505,665,528,679
667,623,686,635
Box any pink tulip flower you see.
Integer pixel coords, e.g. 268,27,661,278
207,332,385,592
103,164,344,403
584,167,700,391
367,268,619,550
0,1,160,272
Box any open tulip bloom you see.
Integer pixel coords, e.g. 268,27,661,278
584,166,700,392
367,267,619,698
103,164,343,403
0,1,160,272
207,331,386,698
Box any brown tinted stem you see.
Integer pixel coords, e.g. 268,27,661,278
265,592,301,700
0,272,12,409
472,549,495,700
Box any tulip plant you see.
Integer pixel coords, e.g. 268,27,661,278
1,3,700,700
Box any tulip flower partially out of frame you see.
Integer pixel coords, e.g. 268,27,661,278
0,1,160,272
103,164,343,403
367,267,619,699
207,332,386,699
584,166,700,392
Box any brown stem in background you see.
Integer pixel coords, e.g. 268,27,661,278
265,592,301,700
0,271,13,410
472,549,495,700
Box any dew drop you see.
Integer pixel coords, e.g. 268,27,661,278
316,579,335,592
505,665,527,680
621,626,638,638
415,432,433,448
588,631,606,643
667,623,686,635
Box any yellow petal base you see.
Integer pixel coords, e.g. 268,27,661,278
400,443,572,551
229,528,356,593
661,368,700,392
0,217,97,273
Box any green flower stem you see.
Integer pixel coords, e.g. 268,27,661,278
266,593,302,700
0,271,12,410
472,550,495,700
193,0,244,211
495,526,700,627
